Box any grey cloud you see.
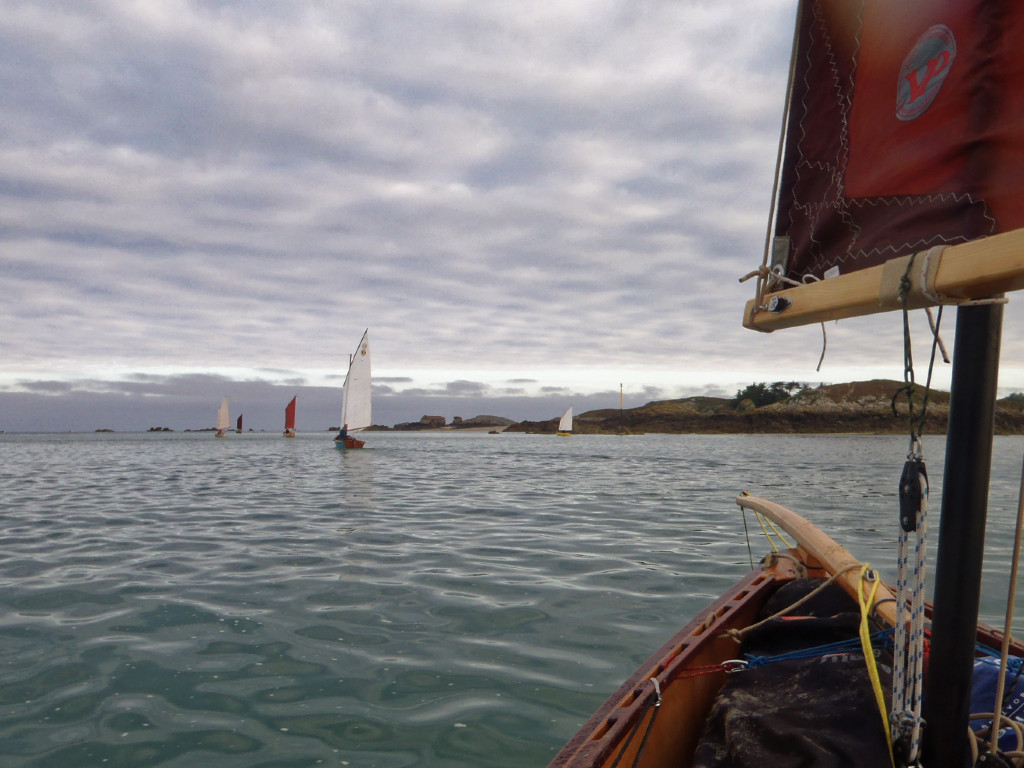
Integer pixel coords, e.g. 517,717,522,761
3,0,950,431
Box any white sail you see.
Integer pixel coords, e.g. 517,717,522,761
341,329,372,431
558,406,573,433
216,397,230,430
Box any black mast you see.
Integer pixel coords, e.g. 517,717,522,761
921,302,1004,766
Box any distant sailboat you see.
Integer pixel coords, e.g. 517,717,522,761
335,329,371,449
556,406,573,436
284,396,297,438
215,397,229,438
236,414,243,434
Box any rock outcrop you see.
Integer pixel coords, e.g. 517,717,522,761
506,380,1024,435
392,415,448,431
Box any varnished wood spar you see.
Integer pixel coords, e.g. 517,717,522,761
736,494,898,628
743,227,1024,332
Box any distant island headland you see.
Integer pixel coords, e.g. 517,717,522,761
370,379,1024,435
89,381,1024,435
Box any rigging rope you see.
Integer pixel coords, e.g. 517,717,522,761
981,445,1024,761
889,263,943,767
722,562,860,643
859,565,896,766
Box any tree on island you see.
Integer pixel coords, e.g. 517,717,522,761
733,381,808,408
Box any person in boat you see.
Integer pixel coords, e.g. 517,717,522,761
335,424,348,442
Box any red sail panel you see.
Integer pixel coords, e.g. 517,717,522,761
774,0,1024,283
285,397,296,431
237,414,243,431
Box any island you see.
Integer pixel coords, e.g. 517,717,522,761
506,380,1024,435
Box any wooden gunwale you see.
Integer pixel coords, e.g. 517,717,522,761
548,556,803,768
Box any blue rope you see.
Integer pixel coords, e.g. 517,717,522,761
743,628,894,669
975,644,1024,674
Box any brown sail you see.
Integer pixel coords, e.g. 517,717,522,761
773,0,1024,284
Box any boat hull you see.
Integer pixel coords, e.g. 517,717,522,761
548,495,1024,768
334,437,365,449
548,557,800,768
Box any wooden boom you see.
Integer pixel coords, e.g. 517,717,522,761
743,228,1024,332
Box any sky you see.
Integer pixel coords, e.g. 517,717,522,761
4,0,1024,433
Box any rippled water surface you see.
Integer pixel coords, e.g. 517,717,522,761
2,431,1024,767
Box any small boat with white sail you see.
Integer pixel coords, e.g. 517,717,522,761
556,406,573,436
335,329,371,449
215,397,229,438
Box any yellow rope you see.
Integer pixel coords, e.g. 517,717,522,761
761,513,794,549
753,511,781,552
747,509,794,552
858,564,894,766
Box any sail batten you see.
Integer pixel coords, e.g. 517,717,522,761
746,228,1024,331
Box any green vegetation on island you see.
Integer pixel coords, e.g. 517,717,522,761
506,380,1024,435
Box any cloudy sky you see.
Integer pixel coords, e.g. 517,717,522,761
4,0,1024,432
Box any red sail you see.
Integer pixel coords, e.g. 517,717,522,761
285,397,297,431
773,0,1024,283
236,414,243,431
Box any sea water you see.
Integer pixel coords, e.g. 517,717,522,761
2,431,1024,767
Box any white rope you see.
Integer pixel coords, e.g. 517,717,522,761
891,454,928,765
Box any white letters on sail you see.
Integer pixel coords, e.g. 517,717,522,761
341,330,372,431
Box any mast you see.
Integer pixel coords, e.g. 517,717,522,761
921,303,1004,766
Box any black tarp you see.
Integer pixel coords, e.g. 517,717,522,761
693,579,894,768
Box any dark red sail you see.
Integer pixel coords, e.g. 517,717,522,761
284,397,296,432
773,0,1024,283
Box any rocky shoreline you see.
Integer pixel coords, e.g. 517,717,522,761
93,380,1024,435
504,380,1024,436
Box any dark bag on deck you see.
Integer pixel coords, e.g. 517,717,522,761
693,579,893,768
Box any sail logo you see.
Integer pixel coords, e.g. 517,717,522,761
896,25,956,121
